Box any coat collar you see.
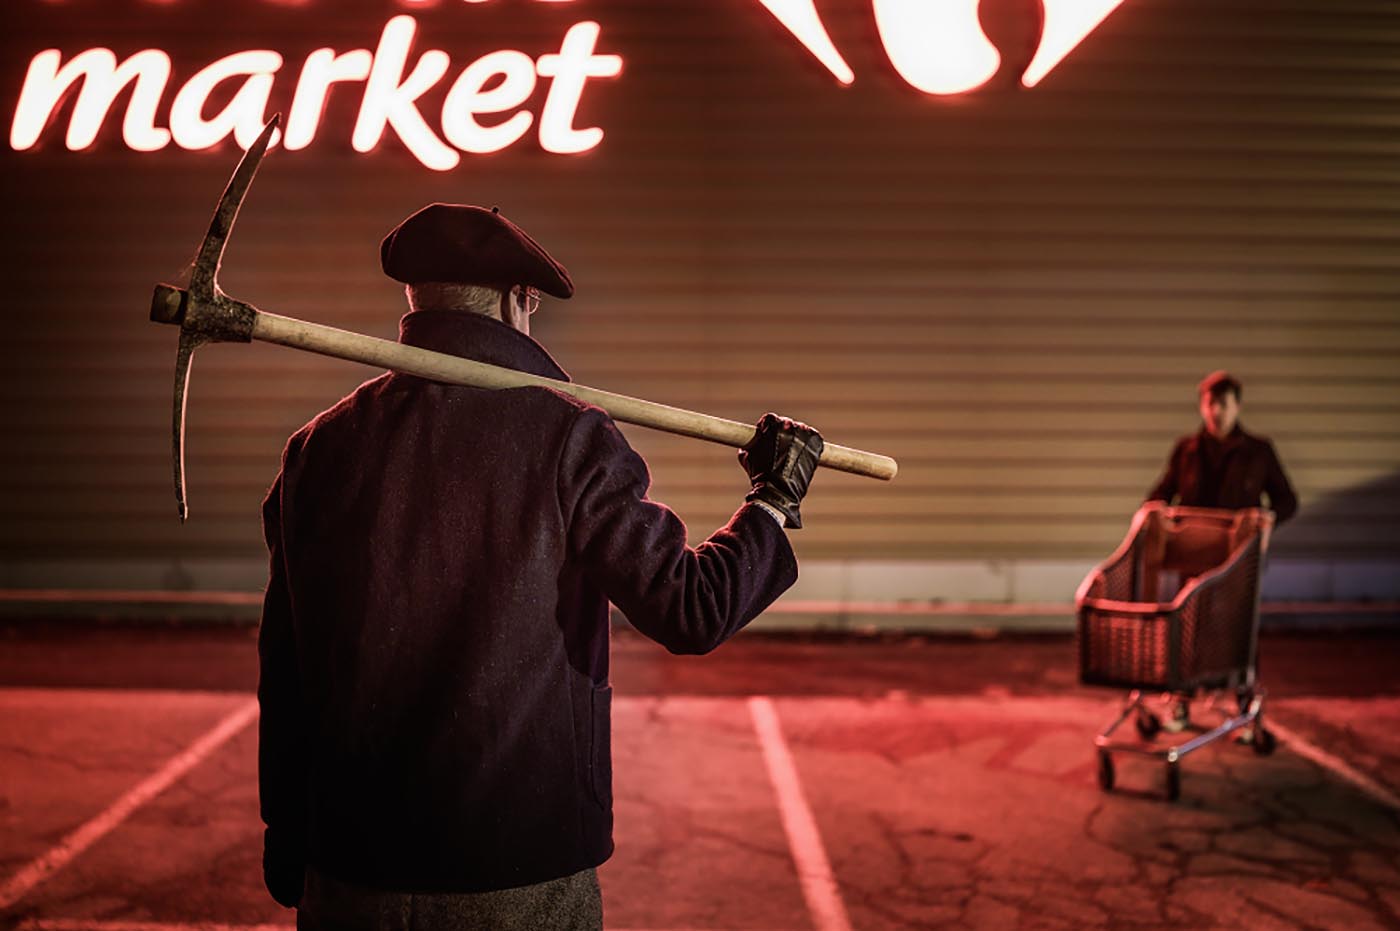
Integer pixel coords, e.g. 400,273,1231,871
1192,423,1248,450
397,310,571,382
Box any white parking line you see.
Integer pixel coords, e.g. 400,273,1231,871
1267,720,1400,813
0,699,259,910
748,696,852,931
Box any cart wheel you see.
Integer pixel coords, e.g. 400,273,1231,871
1252,726,1277,756
1165,764,1181,802
1135,711,1162,740
1166,700,1191,733
1097,751,1115,792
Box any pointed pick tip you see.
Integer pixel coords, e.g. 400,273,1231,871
247,113,281,157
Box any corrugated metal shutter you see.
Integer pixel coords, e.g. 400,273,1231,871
1,0,1397,569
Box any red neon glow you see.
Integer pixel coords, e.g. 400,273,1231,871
441,50,537,153
350,15,455,169
284,49,373,150
9,2,1119,163
170,50,283,150
756,0,854,85
10,48,171,151
873,0,1000,95
756,0,1129,94
534,21,623,154
8,16,622,169
1021,0,1125,87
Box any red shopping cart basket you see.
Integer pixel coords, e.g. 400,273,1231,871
1077,503,1276,799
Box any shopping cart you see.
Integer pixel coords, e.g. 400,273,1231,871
1076,503,1276,800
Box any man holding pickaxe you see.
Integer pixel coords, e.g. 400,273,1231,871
150,118,893,928
255,202,823,928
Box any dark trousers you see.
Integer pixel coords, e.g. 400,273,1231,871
297,866,603,931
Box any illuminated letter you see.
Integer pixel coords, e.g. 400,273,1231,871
10,48,171,151
1021,0,1126,87
755,0,854,85
353,16,457,171
441,50,536,154
873,0,1000,95
170,50,283,150
534,21,622,154
285,48,373,150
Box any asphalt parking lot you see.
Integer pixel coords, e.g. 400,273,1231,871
2,624,1398,930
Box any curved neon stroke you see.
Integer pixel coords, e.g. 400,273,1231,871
284,49,373,150
1021,0,1125,87
535,21,623,153
10,48,172,151
441,49,537,153
169,50,283,150
873,0,1001,95
757,0,854,85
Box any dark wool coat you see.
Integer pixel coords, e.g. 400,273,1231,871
258,310,798,895
1146,425,1298,523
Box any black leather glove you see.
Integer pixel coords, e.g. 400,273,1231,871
738,413,824,529
262,826,305,909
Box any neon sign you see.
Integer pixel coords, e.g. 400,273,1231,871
9,0,1131,170
758,0,1128,92
9,15,623,170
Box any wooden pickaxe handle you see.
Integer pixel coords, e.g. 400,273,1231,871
258,311,897,480
151,285,897,481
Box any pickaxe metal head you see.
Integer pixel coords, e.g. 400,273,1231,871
149,115,280,522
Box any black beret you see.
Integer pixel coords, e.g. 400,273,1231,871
380,203,574,299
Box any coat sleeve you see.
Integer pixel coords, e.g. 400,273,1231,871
1146,438,1184,504
257,455,308,909
560,406,799,655
1262,440,1299,524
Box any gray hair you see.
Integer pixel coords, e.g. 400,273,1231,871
406,282,504,317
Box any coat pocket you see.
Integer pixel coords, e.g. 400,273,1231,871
589,683,613,810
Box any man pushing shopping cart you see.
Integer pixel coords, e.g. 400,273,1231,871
1076,371,1300,801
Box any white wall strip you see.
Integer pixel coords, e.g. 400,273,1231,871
20,922,289,931
18,923,698,931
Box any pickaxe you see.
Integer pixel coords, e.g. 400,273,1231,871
151,115,897,522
